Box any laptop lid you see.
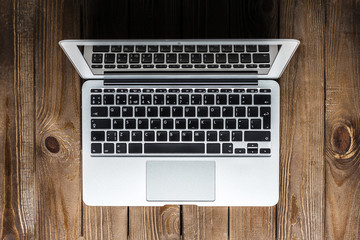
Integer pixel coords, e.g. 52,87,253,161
59,39,299,80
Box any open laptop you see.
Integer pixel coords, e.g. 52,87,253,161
59,39,299,206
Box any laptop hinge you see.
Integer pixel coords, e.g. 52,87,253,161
103,79,259,85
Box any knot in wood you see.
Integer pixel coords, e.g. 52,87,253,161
332,125,351,154
45,136,60,153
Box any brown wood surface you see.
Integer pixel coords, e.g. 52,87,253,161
0,0,359,239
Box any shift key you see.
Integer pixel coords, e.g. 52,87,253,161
244,131,271,141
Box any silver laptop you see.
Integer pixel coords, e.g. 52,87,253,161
59,39,299,206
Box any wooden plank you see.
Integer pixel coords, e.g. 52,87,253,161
34,0,82,239
129,206,180,240
325,1,360,239
0,0,36,239
277,0,325,239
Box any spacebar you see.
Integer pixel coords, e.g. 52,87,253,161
144,143,205,154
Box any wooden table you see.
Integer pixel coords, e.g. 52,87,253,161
0,0,359,239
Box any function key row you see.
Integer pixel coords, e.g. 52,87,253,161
93,44,270,53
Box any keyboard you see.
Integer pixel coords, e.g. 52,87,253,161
89,86,272,156
83,40,277,75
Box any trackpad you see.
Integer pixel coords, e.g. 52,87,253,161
146,161,215,202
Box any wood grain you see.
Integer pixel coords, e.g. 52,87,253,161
35,0,82,239
277,0,325,239
325,0,360,239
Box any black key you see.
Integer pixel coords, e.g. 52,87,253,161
254,95,271,105
172,107,183,117
117,64,128,69
169,89,180,93
228,54,239,63
246,45,257,52
166,54,177,63
234,45,245,52
91,89,102,93
104,65,115,69
238,119,249,129
91,65,102,68
235,107,246,117
221,45,232,52
204,94,215,105
179,54,190,63
233,64,245,68
103,94,114,105
144,131,155,141
107,131,117,141
113,119,123,129
179,95,190,105
109,107,120,117
129,143,142,153
241,94,252,104
244,131,271,141
260,107,271,129
213,119,224,129
191,95,202,104
220,64,231,68
92,54,103,63
143,64,155,68
203,54,214,63
104,53,115,63
222,143,233,154
144,143,204,153
222,89,235,93
116,94,127,104
194,131,205,141
209,45,220,52
207,131,217,141
129,54,140,63
134,130,150,143
154,95,164,105
247,148,258,154
207,143,220,153
160,45,171,52
141,54,152,63
117,54,127,63
125,119,136,129
258,45,269,52
188,119,199,129
130,89,141,93
226,119,236,129
219,131,230,141
91,143,102,153
143,89,154,93
235,148,246,154
247,89,258,93
91,131,105,141
163,119,174,129
111,45,121,52
91,107,108,117
182,89,193,93
104,143,114,154
185,107,196,117
195,65,206,68
91,95,101,105
200,119,211,129
251,119,262,129
253,54,270,63
148,45,159,52
123,45,134,52
173,45,183,52
185,45,195,52
197,107,208,117
166,94,177,104
154,54,165,63
136,45,146,52
216,94,227,104
210,107,220,117
157,131,167,141
156,64,167,69
208,89,219,93
222,107,233,117
260,148,271,154
248,107,258,117
197,45,207,52
207,64,219,68
119,131,130,141
141,95,152,105
232,131,242,141
216,54,226,63
122,107,133,117
138,119,149,129
191,54,201,63
259,64,271,68
246,64,257,68
91,119,111,129
182,131,192,141
234,89,245,93
248,143,258,148
229,94,240,104
129,94,139,104
240,54,251,63
135,107,146,117
93,45,109,52
116,143,127,153
169,131,180,141
175,119,186,129
160,107,171,117
150,119,161,129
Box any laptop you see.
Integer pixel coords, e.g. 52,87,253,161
59,39,299,206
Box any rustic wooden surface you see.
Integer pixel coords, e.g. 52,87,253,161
0,0,359,239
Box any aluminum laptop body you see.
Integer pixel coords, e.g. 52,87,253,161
59,39,299,206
